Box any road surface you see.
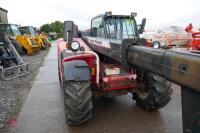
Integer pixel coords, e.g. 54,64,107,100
12,42,182,133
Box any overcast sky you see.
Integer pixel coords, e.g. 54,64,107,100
0,0,200,30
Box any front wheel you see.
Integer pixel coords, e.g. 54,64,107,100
63,80,92,125
132,73,173,111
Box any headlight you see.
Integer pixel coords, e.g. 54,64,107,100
71,41,80,51
151,41,160,49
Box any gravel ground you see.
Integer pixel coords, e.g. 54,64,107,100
0,49,49,132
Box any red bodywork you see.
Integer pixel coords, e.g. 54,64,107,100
57,38,96,86
57,38,137,95
103,75,136,91
185,24,200,50
146,39,151,47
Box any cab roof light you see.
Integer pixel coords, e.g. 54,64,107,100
105,11,112,17
131,12,137,17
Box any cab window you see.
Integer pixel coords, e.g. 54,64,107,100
29,27,36,36
91,17,104,38
0,25,12,35
104,18,137,40
121,19,136,39
105,18,116,39
10,25,21,36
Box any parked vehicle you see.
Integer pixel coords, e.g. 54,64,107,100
185,23,200,51
0,33,29,80
57,12,200,133
0,24,40,55
19,26,51,49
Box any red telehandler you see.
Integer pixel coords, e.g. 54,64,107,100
57,12,200,133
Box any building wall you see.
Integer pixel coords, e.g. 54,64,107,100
0,8,8,24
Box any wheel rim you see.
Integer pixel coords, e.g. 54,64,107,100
136,89,149,99
136,83,149,99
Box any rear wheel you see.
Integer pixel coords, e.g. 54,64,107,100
63,80,92,125
42,38,48,49
192,112,200,133
57,62,61,82
132,73,172,111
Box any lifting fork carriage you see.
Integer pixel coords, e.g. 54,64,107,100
0,33,30,80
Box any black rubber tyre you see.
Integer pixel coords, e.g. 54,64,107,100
11,40,23,55
22,47,27,55
41,38,48,49
63,80,92,125
57,62,61,82
1,60,12,68
0,47,4,56
192,112,200,133
132,73,173,111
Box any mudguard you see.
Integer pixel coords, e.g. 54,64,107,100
63,60,91,81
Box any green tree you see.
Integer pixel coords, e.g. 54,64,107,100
40,24,50,33
40,21,64,33
50,21,64,33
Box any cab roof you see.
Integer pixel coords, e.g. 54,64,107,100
92,14,134,20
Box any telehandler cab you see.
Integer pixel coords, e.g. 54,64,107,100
57,12,200,133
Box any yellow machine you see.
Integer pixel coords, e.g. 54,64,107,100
20,26,51,49
15,35,40,55
40,32,51,47
0,24,40,55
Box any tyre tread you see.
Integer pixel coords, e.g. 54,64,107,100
64,80,92,125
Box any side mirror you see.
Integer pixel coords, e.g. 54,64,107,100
138,18,146,34
64,21,74,42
